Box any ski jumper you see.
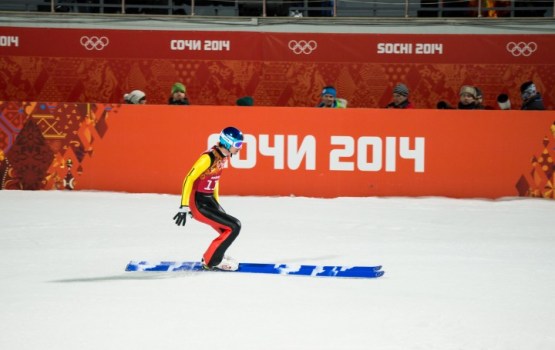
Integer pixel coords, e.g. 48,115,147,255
180,146,241,267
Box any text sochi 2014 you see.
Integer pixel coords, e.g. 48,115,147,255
377,43,443,55
0,36,19,47
209,134,425,172
170,39,230,51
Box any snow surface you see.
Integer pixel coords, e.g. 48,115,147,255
1,190,554,350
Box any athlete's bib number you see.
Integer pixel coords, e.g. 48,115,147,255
204,180,217,191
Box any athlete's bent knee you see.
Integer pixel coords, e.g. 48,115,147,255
229,219,241,238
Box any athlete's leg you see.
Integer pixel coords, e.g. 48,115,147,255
190,193,241,266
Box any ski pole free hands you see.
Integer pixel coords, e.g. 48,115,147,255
173,206,192,226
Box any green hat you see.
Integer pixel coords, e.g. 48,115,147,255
172,82,186,94
236,96,254,106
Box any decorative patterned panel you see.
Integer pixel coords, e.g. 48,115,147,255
0,102,117,190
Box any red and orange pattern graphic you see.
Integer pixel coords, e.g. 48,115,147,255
517,123,555,199
0,101,118,190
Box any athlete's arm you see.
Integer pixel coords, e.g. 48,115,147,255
180,154,212,207
213,181,220,202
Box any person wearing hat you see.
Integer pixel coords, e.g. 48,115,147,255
386,83,413,109
168,82,190,105
317,86,347,108
520,81,545,110
236,96,254,106
457,85,483,110
123,90,146,104
173,126,245,271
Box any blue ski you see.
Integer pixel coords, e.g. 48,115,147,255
125,261,384,278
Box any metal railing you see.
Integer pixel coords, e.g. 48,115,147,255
0,0,553,18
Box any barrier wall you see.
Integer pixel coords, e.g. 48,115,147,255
0,26,554,109
1,101,554,199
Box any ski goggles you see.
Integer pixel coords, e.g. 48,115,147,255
230,140,243,149
221,133,244,149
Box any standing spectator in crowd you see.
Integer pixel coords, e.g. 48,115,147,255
317,86,347,108
123,89,146,104
385,83,414,109
458,85,484,109
168,82,190,105
520,81,545,110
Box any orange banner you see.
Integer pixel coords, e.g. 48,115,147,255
32,104,555,197
1,102,553,198
0,102,555,198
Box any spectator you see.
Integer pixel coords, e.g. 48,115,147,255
317,86,347,108
520,81,545,110
475,87,493,109
385,83,414,109
168,82,190,105
236,96,254,106
458,85,483,109
497,93,511,110
123,89,146,104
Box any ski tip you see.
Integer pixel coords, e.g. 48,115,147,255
125,261,140,271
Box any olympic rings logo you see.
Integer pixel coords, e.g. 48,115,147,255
506,42,537,57
288,40,317,55
80,36,110,50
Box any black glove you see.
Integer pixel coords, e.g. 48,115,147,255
173,206,192,226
